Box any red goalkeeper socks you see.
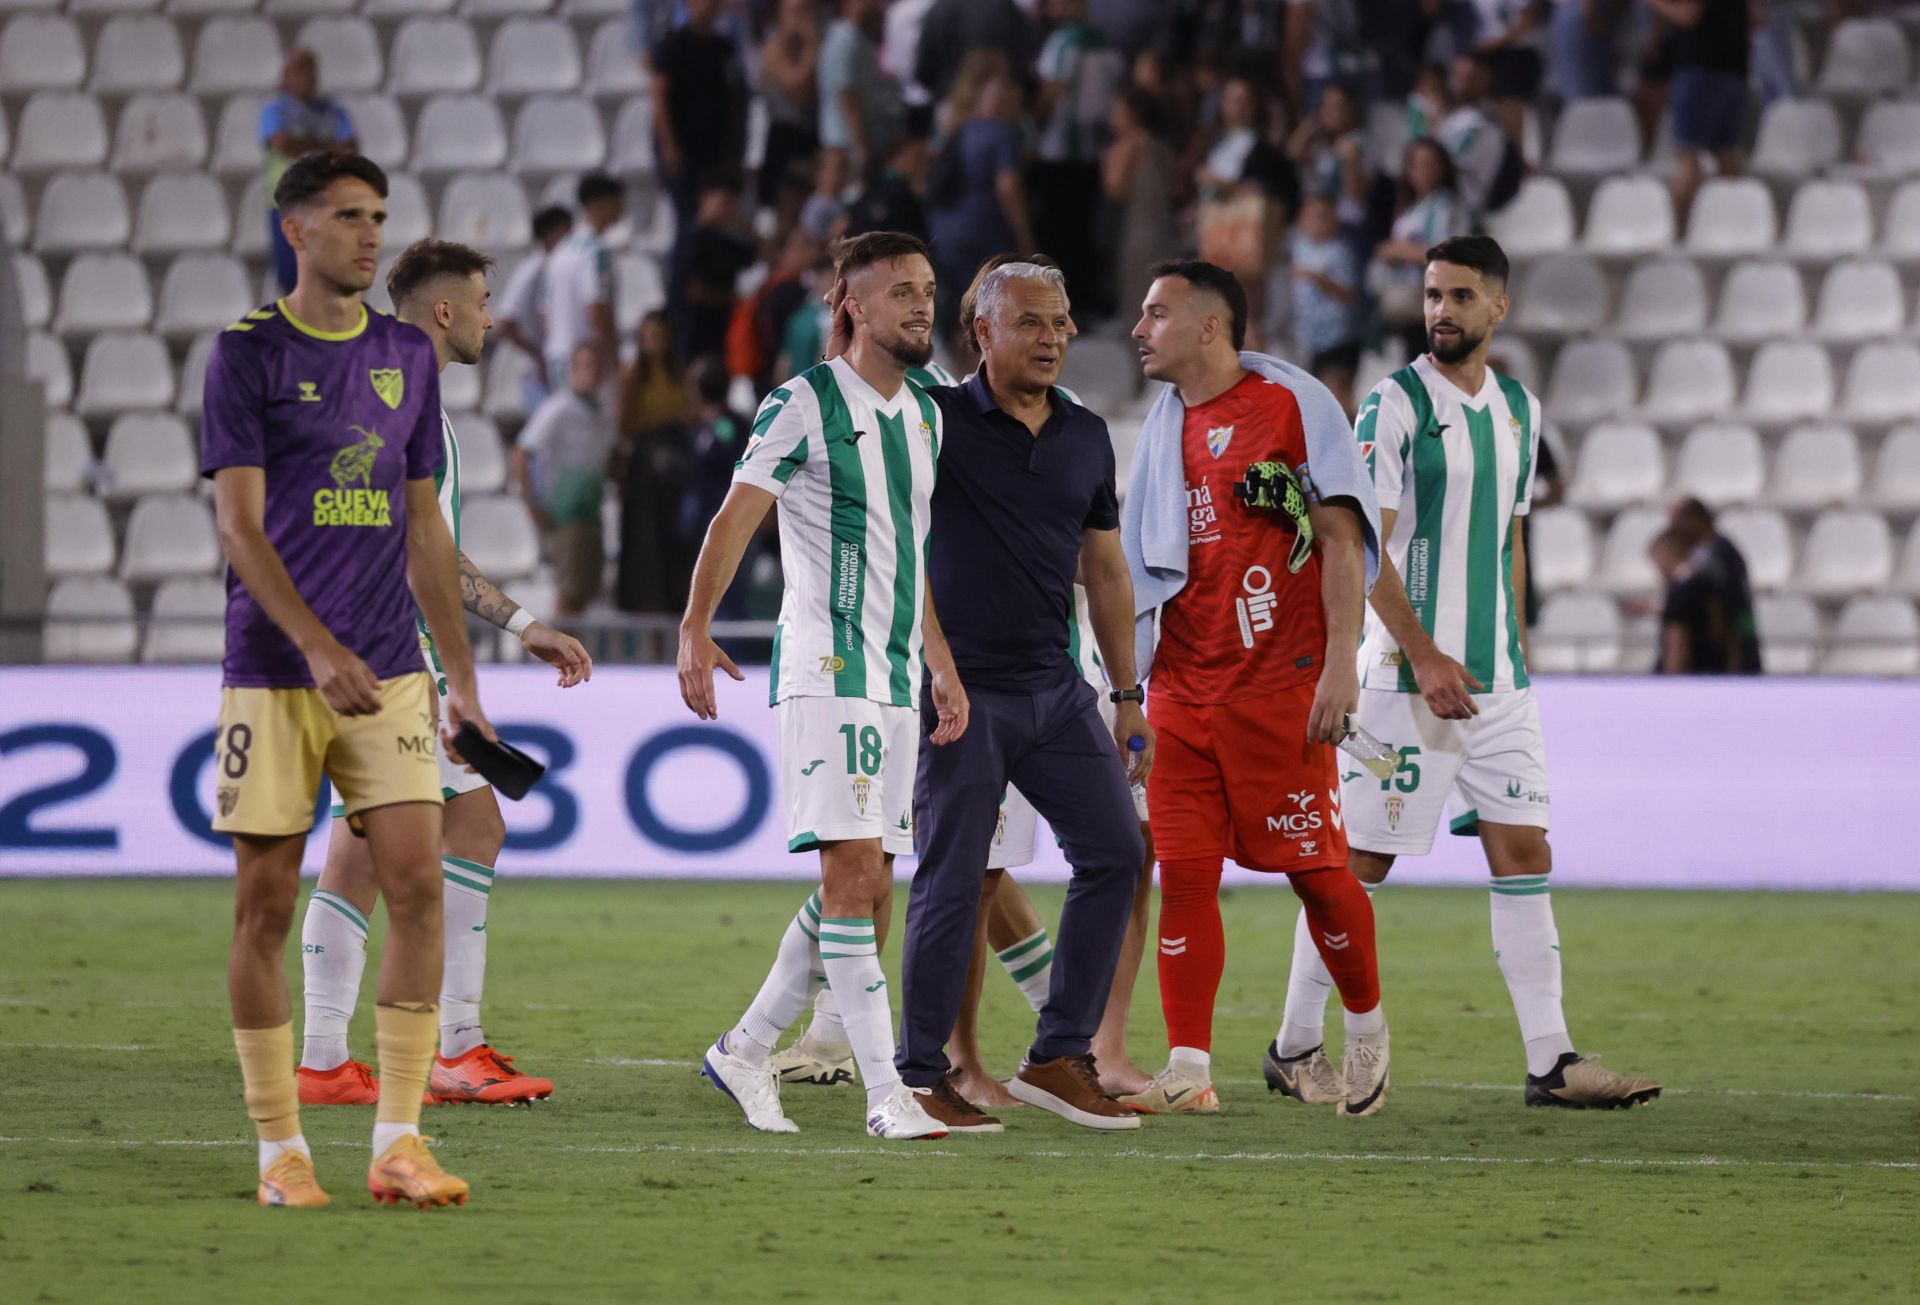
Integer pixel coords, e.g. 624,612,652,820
1156,858,1227,1053
1289,867,1381,1014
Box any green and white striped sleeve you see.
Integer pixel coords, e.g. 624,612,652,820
733,384,814,498
1356,381,1414,511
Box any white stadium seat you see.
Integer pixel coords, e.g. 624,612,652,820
389,18,481,95
483,342,527,417
27,330,74,408
0,102,8,164
133,172,231,253
14,253,49,328
210,94,268,176
608,98,656,174
1823,597,1919,678
266,0,358,14
1887,182,1920,260
1712,260,1804,342
366,0,455,13
1817,17,1911,96
1567,421,1663,509
176,331,217,418
0,15,85,90
92,16,183,91
1768,424,1862,510
45,494,116,577
1512,254,1606,335
565,0,630,14
155,252,251,336
615,251,665,334
44,411,91,493
189,17,280,93
1754,594,1820,675
1672,422,1764,506
1547,97,1637,175
170,0,260,12
585,18,647,100
1783,180,1872,259
76,331,174,415
1798,508,1893,596
1684,178,1776,257
1870,425,1920,510
413,94,507,172
45,577,139,663
232,174,269,256
1487,177,1573,257
111,92,209,171
1749,98,1843,178
1638,338,1735,426
1523,506,1593,591
1839,342,1920,424
1715,507,1793,591
296,17,382,93
1741,341,1833,426
383,171,433,248
1811,260,1904,340
436,173,530,251
459,495,540,580
100,412,197,501
0,175,27,244
339,93,407,168
512,95,607,172
487,18,581,95
467,0,550,14
1594,507,1664,592
1614,257,1706,340
1544,337,1635,426
1894,521,1920,596
73,0,164,11
448,411,506,492
1532,591,1621,673
54,251,153,335
121,494,221,581
143,575,228,664
14,92,108,169
1856,102,1920,177
1580,175,1673,256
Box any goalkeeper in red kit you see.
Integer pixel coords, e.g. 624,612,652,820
1117,261,1391,1118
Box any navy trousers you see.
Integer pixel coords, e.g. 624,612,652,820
896,671,1146,1086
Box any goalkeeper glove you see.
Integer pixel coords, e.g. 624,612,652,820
1232,460,1316,574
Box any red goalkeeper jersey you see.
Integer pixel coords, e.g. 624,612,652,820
1152,371,1326,706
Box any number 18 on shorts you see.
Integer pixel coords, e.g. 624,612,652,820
775,697,919,856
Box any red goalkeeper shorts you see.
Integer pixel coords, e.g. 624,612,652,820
1146,683,1348,873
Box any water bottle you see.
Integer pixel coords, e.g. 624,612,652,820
1336,716,1402,782
1127,735,1148,807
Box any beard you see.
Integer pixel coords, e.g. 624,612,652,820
450,331,486,367
1427,322,1485,363
875,325,934,368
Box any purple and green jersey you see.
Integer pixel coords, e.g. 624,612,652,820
199,300,443,689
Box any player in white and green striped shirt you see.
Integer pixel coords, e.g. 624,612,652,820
1275,236,1660,1110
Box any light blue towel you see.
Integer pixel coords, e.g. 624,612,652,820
1121,352,1381,677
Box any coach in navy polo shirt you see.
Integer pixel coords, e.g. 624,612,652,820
890,261,1152,1133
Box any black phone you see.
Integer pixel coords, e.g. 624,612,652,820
448,724,547,801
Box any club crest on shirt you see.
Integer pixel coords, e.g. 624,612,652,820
919,421,934,454
1509,414,1523,445
369,368,405,410
1206,425,1234,458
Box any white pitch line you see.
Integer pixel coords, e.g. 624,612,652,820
0,1041,153,1051
586,1057,699,1068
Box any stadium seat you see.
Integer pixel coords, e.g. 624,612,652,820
365,0,456,13
1768,423,1862,510
133,172,231,252
1580,175,1673,257
1741,341,1834,426
1798,508,1893,596
0,175,27,244
231,174,269,256
121,493,220,581
1566,422,1663,510
450,411,506,492
76,331,173,415
382,171,433,248
437,173,530,251
44,411,91,493
1885,182,1920,261
413,94,507,172
1817,16,1911,96
1672,422,1764,506
389,18,481,95
1715,507,1794,591
459,495,539,581
1711,259,1804,342
296,17,382,93
585,18,647,100
53,251,153,335
1594,507,1664,592
13,92,108,169
155,252,251,336
44,576,139,663
482,341,528,417
1749,98,1844,178
1894,521,1920,596
1856,101,1920,177
1511,254,1606,334
0,100,8,164
1683,178,1776,256
440,354,481,408
1839,342,1920,424
614,251,665,334
99,411,197,501
1870,425,1920,510
45,494,116,577
142,575,227,663
1810,259,1904,340
26,330,74,408
14,253,49,328
170,0,261,12
1532,590,1620,672
338,93,406,168
1614,257,1706,340
0,15,84,90
1782,180,1872,259
265,0,358,14
1544,337,1635,426
467,0,551,14
1523,505,1593,591
1546,97,1637,175
1638,338,1735,426
487,18,581,95
1822,597,1919,677
512,95,607,173
188,17,280,93
1754,594,1820,675
1487,177,1573,257
209,93,267,176
92,16,183,91
608,97,656,174
111,92,209,171
176,331,215,418
565,0,629,16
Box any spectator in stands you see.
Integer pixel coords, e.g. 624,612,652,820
1283,0,1379,117
1648,0,1751,227
846,116,934,240
1103,88,1179,324
514,344,617,622
1369,137,1468,355
757,0,823,236
1401,62,1450,139
819,0,902,181
1456,0,1548,148
1649,528,1752,674
775,257,838,380
914,0,1036,106
544,174,625,387
651,0,747,289
496,206,574,416
927,52,1035,352
1289,195,1363,412
1286,82,1373,232
1032,0,1127,317
681,354,759,619
1667,495,1762,673
799,150,852,246
734,227,825,395
1435,52,1518,218
1194,75,1298,352
680,179,760,364
259,50,356,294
615,311,691,614
1550,0,1629,98
882,0,939,109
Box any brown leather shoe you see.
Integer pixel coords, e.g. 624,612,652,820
1008,1054,1141,1131
919,1074,1004,1134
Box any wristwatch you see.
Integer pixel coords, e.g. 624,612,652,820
1109,686,1145,705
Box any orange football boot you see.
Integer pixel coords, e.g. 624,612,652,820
427,1044,554,1106
367,1134,468,1208
257,1150,330,1208
298,1059,379,1106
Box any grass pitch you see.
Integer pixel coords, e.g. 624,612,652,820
1,878,1914,1304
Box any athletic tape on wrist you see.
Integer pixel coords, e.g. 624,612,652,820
506,608,536,639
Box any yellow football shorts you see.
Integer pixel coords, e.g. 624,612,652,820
211,672,444,837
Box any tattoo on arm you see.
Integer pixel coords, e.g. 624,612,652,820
459,550,522,630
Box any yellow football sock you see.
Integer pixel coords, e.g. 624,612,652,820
233,1023,301,1143
374,1002,437,1126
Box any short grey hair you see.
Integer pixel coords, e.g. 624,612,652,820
973,261,1068,328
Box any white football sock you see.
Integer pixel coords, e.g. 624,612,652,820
1276,904,1334,1057
1169,1045,1211,1078
1346,1004,1387,1040
299,889,369,1071
730,892,825,1068
371,1121,419,1157
802,984,849,1052
817,916,900,1109
439,858,493,1059
1490,875,1575,1076
996,927,1054,1013
258,1135,310,1173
